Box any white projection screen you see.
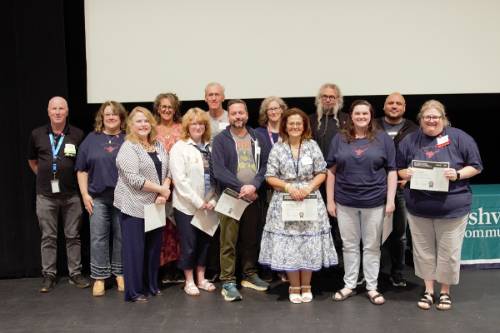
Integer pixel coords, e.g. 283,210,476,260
85,0,500,103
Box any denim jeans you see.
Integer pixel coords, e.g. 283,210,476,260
90,189,122,279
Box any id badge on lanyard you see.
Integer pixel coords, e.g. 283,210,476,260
49,133,64,193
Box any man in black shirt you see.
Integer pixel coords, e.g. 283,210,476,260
376,92,418,287
27,96,89,292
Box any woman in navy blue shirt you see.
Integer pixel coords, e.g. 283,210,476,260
397,100,482,311
326,100,397,305
76,101,127,296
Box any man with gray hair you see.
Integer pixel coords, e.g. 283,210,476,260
309,83,348,158
204,82,229,139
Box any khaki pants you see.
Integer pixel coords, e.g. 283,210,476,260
407,213,468,285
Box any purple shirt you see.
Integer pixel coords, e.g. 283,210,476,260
327,131,396,208
75,131,125,195
396,127,483,218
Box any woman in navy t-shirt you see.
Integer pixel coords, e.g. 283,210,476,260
76,101,127,296
326,100,397,305
397,100,482,311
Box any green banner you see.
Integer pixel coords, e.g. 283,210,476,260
461,184,500,266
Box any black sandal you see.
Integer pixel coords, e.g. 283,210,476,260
417,291,434,310
436,293,452,311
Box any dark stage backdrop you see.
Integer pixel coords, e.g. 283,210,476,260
1,0,499,278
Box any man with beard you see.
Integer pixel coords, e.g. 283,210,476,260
310,83,348,158
211,99,270,301
376,92,418,287
310,83,348,268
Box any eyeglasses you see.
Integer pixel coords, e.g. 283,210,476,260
160,105,174,111
287,122,303,127
321,95,337,100
267,106,281,112
189,122,206,127
422,115,442,121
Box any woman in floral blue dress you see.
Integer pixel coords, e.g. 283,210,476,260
259,108,337,304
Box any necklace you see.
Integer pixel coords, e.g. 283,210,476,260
139,141,155,152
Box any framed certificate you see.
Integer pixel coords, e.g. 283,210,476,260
281,194,318,222
410,160,450,192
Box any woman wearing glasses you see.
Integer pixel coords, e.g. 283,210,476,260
255,97,287,151
169,108,218,296
397,100,482,311
153,92,184,284
259,108,337,304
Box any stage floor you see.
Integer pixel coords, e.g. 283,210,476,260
1,268,499,333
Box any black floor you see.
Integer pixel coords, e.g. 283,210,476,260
1,268,499,333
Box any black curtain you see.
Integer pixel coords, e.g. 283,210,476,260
1,0,499,278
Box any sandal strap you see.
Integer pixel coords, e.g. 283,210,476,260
289,287,301,292
419,292,434,305
438,293,452,304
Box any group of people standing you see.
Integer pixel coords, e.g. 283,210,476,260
28,82,482,311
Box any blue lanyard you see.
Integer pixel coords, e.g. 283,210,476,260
49,133,65,174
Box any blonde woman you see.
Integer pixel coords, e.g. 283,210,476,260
170,108,218,296
76,101,127,296
114,107,171,302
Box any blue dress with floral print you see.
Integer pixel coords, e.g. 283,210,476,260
258,140,338,271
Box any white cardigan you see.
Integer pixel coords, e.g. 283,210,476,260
170,139,217,216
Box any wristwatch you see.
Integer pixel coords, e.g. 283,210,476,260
456,170,461,181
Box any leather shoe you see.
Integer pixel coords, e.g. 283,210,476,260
40,275,56,293
69,274,90,289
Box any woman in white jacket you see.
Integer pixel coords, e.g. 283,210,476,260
170,108,218,296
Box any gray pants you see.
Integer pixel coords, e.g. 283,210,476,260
407,213,468,285
36,194,83,277
337,203,384,291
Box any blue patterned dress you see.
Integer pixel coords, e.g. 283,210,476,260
258,140,338,271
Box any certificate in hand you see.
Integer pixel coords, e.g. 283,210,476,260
214,188,251,221
191,209,219,236
144,203,166,232
410,160,450,192
281,194,318,222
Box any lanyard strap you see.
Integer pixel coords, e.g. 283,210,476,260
288,141,302,177
49,133,64,174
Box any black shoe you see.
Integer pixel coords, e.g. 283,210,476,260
40,275,56,293
390,273,407,287
69,274,91,289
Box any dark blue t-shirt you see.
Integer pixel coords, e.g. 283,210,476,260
326,131,396,208
396,127,483,218
75,131,125,195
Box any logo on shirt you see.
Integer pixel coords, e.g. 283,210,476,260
354,147,368,157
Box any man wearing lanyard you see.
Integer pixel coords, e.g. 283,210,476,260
28,96,90,292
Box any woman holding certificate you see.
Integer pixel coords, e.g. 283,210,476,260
397,100,482,311
326,100,397,305
259,108,337,304
114,107,171,302
170,108,218,296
